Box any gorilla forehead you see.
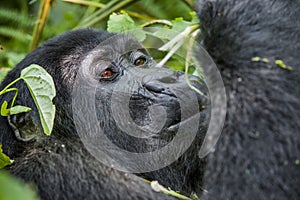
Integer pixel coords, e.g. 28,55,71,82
95,34,145,59
58,31,146,85
86,34,146,71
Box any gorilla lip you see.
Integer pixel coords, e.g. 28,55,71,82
166,111,201,132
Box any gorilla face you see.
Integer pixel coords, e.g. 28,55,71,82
72,34,209,156
0,29,209,199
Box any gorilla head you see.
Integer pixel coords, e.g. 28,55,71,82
0,29,209,199
73,34,208,155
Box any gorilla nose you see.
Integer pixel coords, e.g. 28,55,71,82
144,82,165,93
143,77,176,94
157,70,184,83
143,71,183,95
143,79,176,97
142,70,203,96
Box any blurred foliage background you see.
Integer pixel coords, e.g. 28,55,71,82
0,0,197,81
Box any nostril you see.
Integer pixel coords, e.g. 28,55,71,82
157,76,177,83
157,70,183,83
174,70,184,79
144,82,165,93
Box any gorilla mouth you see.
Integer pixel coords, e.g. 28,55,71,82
165,111,201,132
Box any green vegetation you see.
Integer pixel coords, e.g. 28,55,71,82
0,64,56,135
0,0,197,70
0,144,13,169
0,170,40,200
251,56,293,70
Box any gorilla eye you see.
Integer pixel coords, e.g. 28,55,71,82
100,68,113,78
134,57,146,66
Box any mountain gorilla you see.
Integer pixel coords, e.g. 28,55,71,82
197,0,300,199
0,29,209,199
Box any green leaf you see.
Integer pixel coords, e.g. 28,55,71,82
20,64,56,136
0,100,10,116
172,17,193,32
0,171,40,200
107,13,146,42
10,105,32,115
189,11,200,24
152,27,178,41
0,144,13,169
153,15,198,41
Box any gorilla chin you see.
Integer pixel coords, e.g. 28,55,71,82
0,29,209,200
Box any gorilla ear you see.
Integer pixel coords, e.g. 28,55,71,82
8,112,43,142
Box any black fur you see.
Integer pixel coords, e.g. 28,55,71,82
0,29,208,199
197,0,300,199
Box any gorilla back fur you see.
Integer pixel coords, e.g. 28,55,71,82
197,0,300,199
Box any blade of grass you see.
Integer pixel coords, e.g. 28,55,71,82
182,0,195,10
64,0,154,21
0,8,35,27
0,27,32,42
76,0,120,27
63,0,105,8
76,0,138,28
64,0,104,25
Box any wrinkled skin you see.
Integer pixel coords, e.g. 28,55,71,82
197,0,300,199
0,29,209,200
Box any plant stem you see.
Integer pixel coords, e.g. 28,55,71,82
63,0,105,8
122,10,155,21
76,0,120,27
185,29,205,97
65,0,153,24
141,19,172,28
30,0,54,51
4,88,19,107
0,77,22,108
65,0,103,25
0,77,22,96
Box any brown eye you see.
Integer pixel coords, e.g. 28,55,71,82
100,68,113,78
134,57,146,66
